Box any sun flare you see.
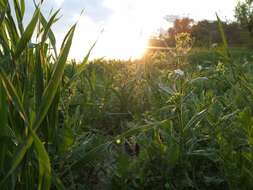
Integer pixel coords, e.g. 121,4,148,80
96,25,149,60
97,0,168,60
69,0,168,60
67,0,237,60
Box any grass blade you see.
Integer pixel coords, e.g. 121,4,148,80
14,8,39,59
33,24,76,130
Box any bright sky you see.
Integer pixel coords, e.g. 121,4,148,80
27,0,239,60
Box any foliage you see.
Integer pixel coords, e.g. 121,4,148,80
1,1,253,190
191,20,251,47
154,17,251,48
175,33,193,55
235,0,253,36
167,18,193,45
0,1,78,189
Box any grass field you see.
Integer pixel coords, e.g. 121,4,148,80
1,1,253,189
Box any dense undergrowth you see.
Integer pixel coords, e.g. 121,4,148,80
0,1,253,189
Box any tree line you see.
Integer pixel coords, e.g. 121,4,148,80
149,0,253,49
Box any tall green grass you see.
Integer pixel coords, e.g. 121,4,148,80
0,1,79,189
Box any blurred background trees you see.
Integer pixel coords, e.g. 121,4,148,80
235,0,253,37
149,2,253,50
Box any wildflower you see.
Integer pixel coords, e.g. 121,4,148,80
175,32,193,55
216,61,225,73
211,43,218,48
174,69,185,76
197,65,203,70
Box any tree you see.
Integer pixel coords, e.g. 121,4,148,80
162,17,194,47
168,17,194,38
191,20,250,47
191,20,214,47
235,0,253,37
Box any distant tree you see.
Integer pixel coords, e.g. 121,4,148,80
151,14,251,49
224,21,250,46
168,17,194,37
235,0,253,37
191,20,250,47
161,17,194,47
191,20,215,47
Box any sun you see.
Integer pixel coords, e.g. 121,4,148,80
88,0,167,60
70,0,168,60
94,18,150,60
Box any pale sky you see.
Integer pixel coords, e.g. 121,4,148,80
26,0,239,60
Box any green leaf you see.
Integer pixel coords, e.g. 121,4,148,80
13,0,24,33
189,77,208,84
184,109,207,132
0,1,8,27
57,127,75,154
20,0,25,18
0,83,8,135
33,24,76,130
32,129,51,190
0,68,28,125
0,83,9,171
216,14,228,50
35,47,44,115
39,10,58,57
41,9,60,44
14,9,39,58
52,174,66,190
0,23,76,188
0,135,34,187
66,41,96,87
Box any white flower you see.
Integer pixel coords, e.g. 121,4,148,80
174,69,185,76
197,65,203,70
211,43,218,48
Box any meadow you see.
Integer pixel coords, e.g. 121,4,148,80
0,1,253,189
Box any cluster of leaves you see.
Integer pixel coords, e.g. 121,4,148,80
60,25,253,189
235,0,253,36
151,8,253,49
0,0,92,189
